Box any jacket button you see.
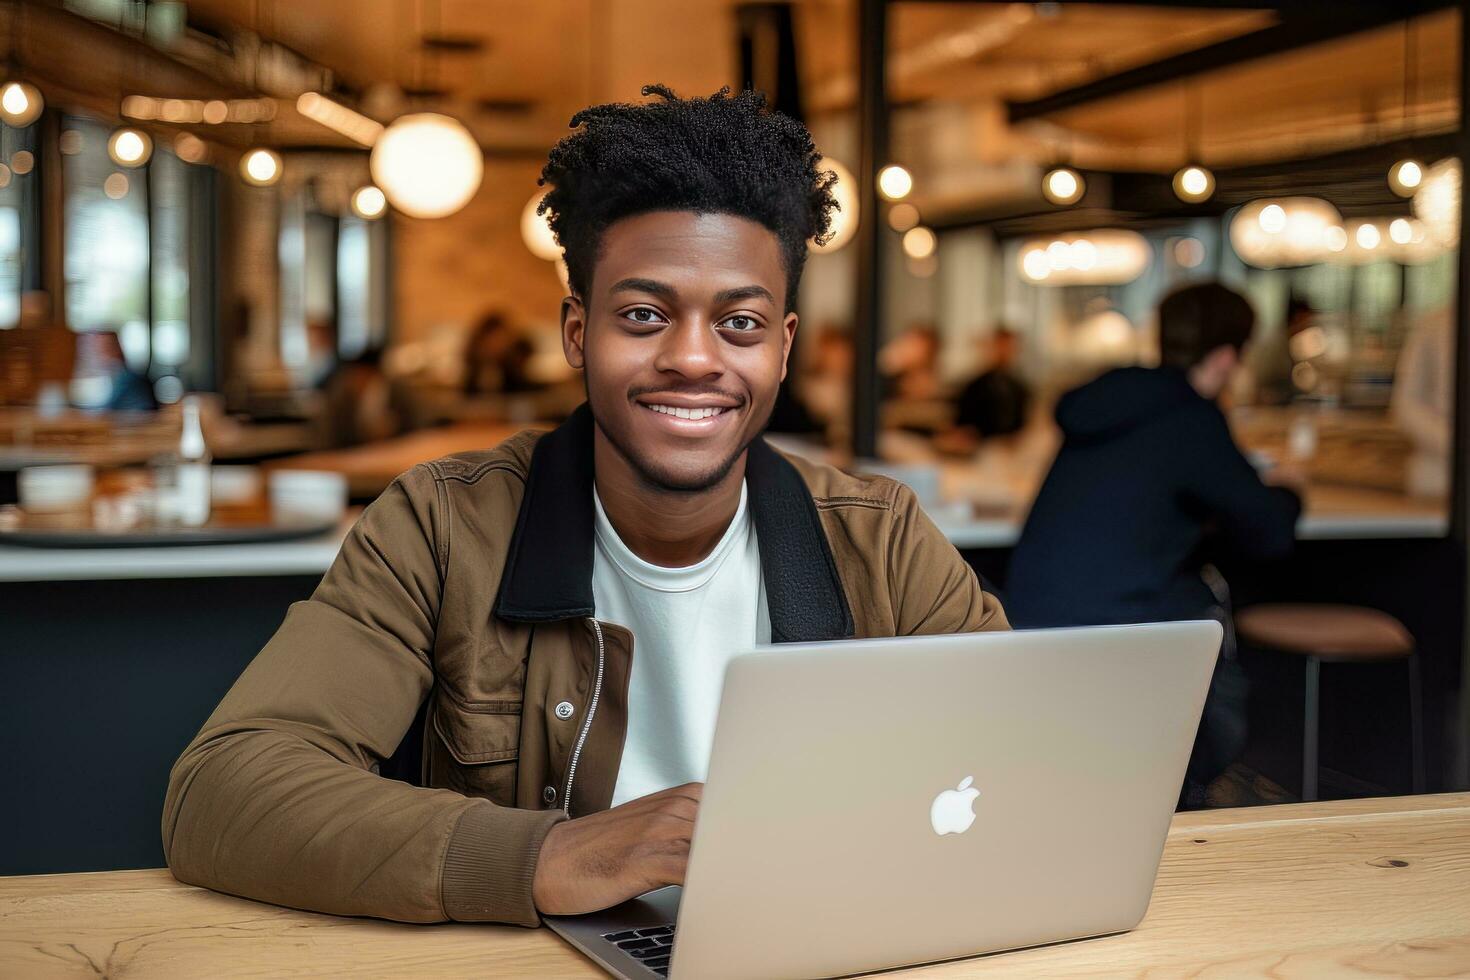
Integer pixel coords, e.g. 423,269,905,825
543,785,558,805
554,700,575,720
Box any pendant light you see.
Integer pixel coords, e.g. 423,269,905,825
1229,198,1342,268
370,0,483,218
520,191,561,260
107,127,153,167
1018,229,1151,285
0,80,41,127
811,158,858,253
351,184,387,219
1389,21,1423,198
877,164,913,201
371,112,482,218
1172,85,1214,203
1041,166,1084,206
0,3,43,127
240,147,282,186
238,0,283,187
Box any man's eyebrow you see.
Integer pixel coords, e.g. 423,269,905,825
609,278,678,300
713,284,776,305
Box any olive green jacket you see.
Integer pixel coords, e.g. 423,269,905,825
162,405,1008,927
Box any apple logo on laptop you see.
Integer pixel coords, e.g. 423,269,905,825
930,776,980,836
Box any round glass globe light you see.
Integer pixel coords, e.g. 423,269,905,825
1389,159,1424,197
0,81,43,127
370,113,484,219
240,148,282,186
1172,165,1214,202
877,164,913,201
1042,167,1084,205
108,128,153,167
520,192,561,261
352,185,387,220
812,158,859,252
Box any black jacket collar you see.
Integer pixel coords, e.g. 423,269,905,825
493,404,854,643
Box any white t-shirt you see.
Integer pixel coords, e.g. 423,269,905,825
593,481,771,807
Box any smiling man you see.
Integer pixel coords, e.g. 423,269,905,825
163,86,1007,928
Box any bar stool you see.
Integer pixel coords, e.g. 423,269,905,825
1235,604,1424,802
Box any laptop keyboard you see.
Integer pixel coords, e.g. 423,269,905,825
602,924,676,976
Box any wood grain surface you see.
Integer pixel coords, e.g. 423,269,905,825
2,794,1467,978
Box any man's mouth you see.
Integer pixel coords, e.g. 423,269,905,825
642,403,732,420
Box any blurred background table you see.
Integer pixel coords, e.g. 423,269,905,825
269,421,547,499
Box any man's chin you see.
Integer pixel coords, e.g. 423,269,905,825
630,450,745,494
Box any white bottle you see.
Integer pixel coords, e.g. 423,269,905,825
175,396,212,526
1287,409,1318,462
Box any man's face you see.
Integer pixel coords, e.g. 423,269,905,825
561,211,797,493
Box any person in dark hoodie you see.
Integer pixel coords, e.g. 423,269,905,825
1006,282,1302,800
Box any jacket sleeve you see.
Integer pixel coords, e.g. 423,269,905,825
887,483,1010,634
161,465,564,926
1179,407,1302,561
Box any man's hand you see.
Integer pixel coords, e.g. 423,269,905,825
532,783,703,915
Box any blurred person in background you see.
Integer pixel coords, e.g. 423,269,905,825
74,329,156,412
883,324,947,437
304,316,339,389
882,323,943,402
464,309,540,396
319,347,402,448
795,325,853,442
937,327,1030,454
1006,282,1302,804
1258,296,1315,405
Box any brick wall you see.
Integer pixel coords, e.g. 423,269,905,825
392,157,567,345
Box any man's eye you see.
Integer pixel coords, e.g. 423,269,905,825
624,308,664,325
721,315,759,332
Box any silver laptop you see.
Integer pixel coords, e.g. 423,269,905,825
546,621,1221,979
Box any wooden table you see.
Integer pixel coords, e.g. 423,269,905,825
3,794,1467,978
269,422,547,498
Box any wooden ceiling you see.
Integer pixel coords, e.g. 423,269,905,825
801,3,1273,110
1044,7,1462,172
10,2,1461,181
178,0,743,152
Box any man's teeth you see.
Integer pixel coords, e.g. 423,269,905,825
646,404,728,420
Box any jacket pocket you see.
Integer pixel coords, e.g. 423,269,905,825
430,690,522,805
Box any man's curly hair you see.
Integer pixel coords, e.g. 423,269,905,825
538,85,839,312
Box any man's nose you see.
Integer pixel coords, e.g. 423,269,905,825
654,319,723,379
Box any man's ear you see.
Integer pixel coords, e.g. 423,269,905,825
561,295,587,370
779,312,799,382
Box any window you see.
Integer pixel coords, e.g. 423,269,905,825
61,115,215,395
0,120,40,328
279,193,339,384
149,147,191,376
281,191,390,380
63,116,150,368
336,213,390,360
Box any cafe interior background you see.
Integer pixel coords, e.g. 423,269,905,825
2,0,1468,876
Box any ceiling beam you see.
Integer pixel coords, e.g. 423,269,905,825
1006,1,1456,124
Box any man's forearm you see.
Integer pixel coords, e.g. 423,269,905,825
164,723,563,925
